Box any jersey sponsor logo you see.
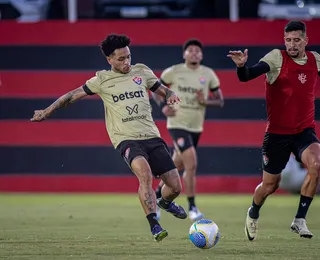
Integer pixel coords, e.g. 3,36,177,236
133,76,142,85
122,114,147,123
112,90,145,103
126,104,139,115
298,73,307,84
178,85,198,94
122,104,147,123
199,76,206,84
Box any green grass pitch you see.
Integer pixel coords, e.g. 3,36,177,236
0,194,319,260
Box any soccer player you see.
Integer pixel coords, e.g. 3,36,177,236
152,39,224,221
30,34,188,242
227,21,320,240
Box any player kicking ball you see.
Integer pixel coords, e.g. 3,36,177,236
30,34,188,242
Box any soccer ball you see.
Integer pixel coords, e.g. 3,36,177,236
189,219,220,249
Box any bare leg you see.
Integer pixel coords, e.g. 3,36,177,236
160,168,182,201
130,156,156,215
295,143,320,219
155,149,183,198
179,147,197,202
156,168,187,219
249,171,281,219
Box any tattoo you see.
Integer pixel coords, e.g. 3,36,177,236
46,88,83,116
165,88,174,100
144,192,154,213
51,93,73,110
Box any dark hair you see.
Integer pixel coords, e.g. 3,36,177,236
100,34,131,57
183,39,203,52
284,20,306,35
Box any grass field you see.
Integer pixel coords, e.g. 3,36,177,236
0,194,319,260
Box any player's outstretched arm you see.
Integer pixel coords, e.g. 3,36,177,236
30,86,89,122
227,49,249,68
227,49,270,82
153,84,180,105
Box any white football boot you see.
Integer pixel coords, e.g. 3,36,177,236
189,206,204,221
245,207,259,241
290,218,313,238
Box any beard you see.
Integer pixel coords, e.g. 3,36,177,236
287,49,299,58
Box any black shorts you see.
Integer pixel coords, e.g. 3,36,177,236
262,128,319,174
168,129,201,153
117,137,176,178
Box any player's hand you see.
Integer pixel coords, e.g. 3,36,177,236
162,105,176,117
227,49,248,67
196,90,206,105
30,109,48,122
166,92,181,105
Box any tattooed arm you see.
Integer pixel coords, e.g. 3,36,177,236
30,86,89,122
152,84,180,105
150,83,179,117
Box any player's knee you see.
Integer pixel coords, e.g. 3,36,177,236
309,169,320,183
263,182,279,195
171,184,181,197
185,162,197,174
170,175,182,196
308,159,320,176
175,163,184,172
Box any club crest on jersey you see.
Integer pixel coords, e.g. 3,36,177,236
298,73,307,84
199,76,206,84
132,77,142,85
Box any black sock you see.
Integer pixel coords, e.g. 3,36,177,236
146,213,159,229
158,197,172,209
295,195,313,219
249,200,262,219
155,185,162,199
188,197,195,210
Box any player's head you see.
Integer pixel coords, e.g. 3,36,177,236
100,34,131,74
284,21,308,58
183,39,203,66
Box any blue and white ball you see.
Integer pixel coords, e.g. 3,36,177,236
189,219,220,249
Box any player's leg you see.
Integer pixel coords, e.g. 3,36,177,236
168,129,203,220
155,180,164,220
245,132,291,241
155,148,184,220
155,132,184,220
172,148,184,172
290,128,320,238
117,141,168,242
147,138,187,219
180,132,203,221
155,150,184,200
158,168,187,219
245,171,282,240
